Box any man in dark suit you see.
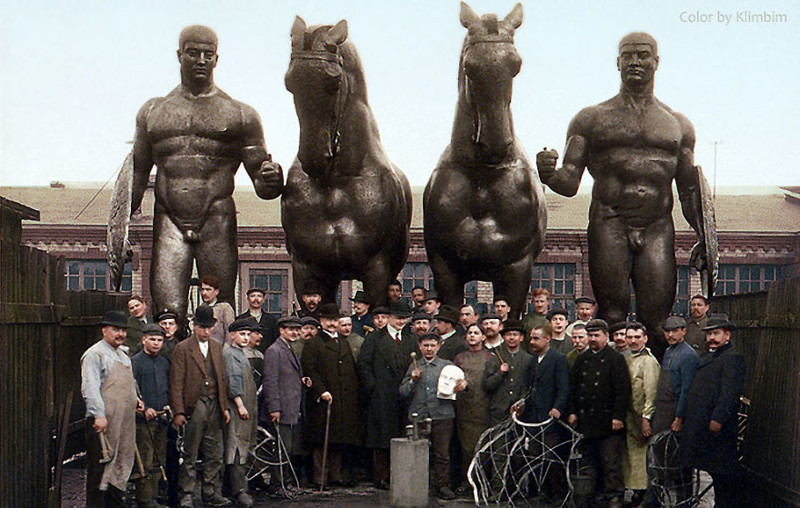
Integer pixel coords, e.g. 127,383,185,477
261,316,311,493
568,319,631,508
236,287,278,352
516,325,570,501
357,301,417,489
682,317,745,507
300,303,360,488
435,305,468,361
169,304,231,507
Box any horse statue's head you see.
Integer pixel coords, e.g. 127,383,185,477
286,16,367,177
458,2,523,163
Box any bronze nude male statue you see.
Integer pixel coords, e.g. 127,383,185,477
281,17,412,306
127,25,283,328
423,2,547,320
537,33,712,358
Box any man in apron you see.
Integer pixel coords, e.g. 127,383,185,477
650,316,700,504
81,310,143,506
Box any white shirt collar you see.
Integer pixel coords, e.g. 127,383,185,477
198,340,209,357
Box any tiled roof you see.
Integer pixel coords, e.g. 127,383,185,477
2,184,799,233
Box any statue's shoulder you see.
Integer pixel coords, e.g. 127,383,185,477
136,95,167,123
567,103,604,136
660,102,696,142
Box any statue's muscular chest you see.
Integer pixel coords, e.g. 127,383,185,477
147,95,242,146
591,103,682,154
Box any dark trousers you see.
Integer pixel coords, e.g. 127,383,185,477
430,419,454,489
581,432,625,500
373,448,390,483
313,444,343,484
166,425,180,505
711,470,745,508
85,417,126,508
227,450,248,496
179,395,224,499
134,419,167,507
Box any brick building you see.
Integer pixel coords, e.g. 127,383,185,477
2,183,798,319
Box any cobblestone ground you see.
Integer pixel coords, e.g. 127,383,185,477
60,465,479,507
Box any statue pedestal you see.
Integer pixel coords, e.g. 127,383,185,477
390,437,429,507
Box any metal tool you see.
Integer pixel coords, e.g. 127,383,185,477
99,431,113,464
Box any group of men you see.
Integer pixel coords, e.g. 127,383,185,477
82,277,743,507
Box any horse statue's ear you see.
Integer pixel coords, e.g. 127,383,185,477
328,19,348,46
460,2,480,28
504,3,523,30
291,16,307,51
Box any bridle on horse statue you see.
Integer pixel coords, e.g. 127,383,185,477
290,49,350,165
463,33,515,150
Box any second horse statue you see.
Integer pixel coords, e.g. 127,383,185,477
424,3,547,319
281,16,412,307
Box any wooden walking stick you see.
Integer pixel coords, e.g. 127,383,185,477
319,398,332,492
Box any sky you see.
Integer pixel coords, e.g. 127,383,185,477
1,0,798,191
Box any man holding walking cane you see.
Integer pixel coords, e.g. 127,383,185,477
300,303,360,489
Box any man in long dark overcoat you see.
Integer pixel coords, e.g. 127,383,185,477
357,301,417,489
681,317,745,507
300,303,360,487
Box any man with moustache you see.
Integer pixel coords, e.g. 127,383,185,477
236,287,278,352
169,304,231,507
358,301,417,489
523,288,551,336
81,310,143,507
565,323,589,370
682,317,745,507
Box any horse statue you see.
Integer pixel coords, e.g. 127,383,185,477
423,2,546,319
281,16,412,306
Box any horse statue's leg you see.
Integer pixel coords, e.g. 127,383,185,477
493,255,534,320
427,251,465,309
360,252,396,308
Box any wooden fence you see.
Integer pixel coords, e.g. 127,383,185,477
1,202,129,507
713,277,800,507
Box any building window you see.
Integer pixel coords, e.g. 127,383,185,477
402,263,434,298
248,268,289,316
66,260,131,292
671,266,691,316
715,264,783,295
529,263,577,317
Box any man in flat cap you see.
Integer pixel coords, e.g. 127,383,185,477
568,319,631,508
236,287,278,352
483,319,533,426
547,308,573,355
652,316,699,434
610,321,631,356
649,315,699,505
81,310,143,506
131,323,171,508
262,316,311,495
130,25,283,334
169,304,231,507
567,296,596,335
223,318,260,507
682,317,745,506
